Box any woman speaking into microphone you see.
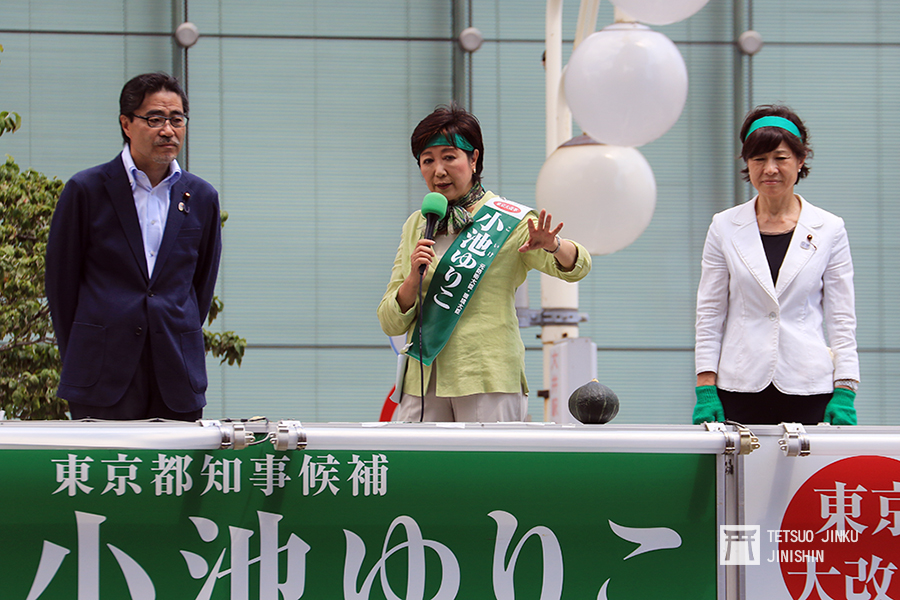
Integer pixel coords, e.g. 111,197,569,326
378,104,592,422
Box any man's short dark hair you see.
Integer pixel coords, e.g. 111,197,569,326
119,72,188,144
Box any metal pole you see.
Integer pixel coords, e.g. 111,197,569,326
542,0,600,420
575,0,601,47
545,0,565,156
732,0,747,206
452,0,469,108
172,0,189,169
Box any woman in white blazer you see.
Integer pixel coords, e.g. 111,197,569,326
693,105,859,425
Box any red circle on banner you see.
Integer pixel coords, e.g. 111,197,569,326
779,455,900,600
493,201,521,214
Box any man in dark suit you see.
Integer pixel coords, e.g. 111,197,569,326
45,72,222,421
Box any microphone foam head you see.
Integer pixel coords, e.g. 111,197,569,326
421,192,448,219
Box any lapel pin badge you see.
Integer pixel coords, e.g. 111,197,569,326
179,191,191,213
800,233,812,250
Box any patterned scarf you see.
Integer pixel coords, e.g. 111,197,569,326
437,182,485,236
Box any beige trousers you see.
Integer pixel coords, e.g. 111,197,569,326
397,376,527,423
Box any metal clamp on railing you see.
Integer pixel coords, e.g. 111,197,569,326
704,422,760,455
199,420,255,450
736,424,761,455
516,307,589,328
272,420,307,451
779,422,810,457
704,422,736,454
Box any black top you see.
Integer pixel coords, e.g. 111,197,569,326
761,230,793,285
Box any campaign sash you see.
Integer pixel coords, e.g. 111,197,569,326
407,197,532,366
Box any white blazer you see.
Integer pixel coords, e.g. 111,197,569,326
695,195,859,395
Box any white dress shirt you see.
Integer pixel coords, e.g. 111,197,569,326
120,145,181,276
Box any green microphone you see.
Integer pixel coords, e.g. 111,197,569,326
419,192,448,275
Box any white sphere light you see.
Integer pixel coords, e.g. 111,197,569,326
536,137,656,255
610,0,711,26
564,23,687,147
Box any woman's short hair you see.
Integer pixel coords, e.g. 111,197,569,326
411,103,485,183
739,104,812,183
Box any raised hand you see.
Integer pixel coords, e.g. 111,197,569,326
519,209,564,253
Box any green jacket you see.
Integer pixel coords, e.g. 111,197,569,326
377,192,592,397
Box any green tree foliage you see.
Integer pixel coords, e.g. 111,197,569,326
0,156,246,419
204,209,246,367
0,46,22,137
0,111,22,138
205,288,247,367
0,157,65,418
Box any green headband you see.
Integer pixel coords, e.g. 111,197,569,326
418,133,475,158
745,116,802,140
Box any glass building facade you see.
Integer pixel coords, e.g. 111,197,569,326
1,0,897,423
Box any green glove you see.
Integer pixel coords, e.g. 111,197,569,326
693,385,724,424
824,387,857,425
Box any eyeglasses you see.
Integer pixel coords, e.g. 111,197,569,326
133,114,189,128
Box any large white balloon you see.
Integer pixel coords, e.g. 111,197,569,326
564,23,687,147
536,137,656,256
611,0,711,26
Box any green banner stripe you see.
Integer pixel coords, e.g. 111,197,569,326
0,447,717,598
408,198,531,366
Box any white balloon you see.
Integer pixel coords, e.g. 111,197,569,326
611,0,711,26
564,24,687,147
536,137,656,256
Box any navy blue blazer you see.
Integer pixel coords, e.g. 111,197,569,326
45,155,222,411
